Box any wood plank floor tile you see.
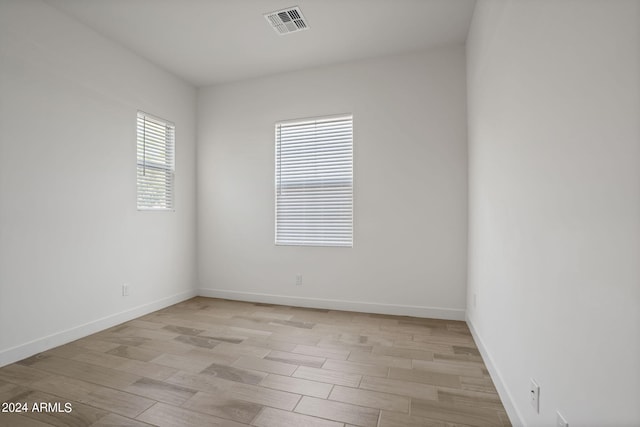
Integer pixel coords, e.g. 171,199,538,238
152,318,219,333
106,345,161,362
359,376,437,400
113,359,178,382
125,377,196,405
201,362,267,385
243,337,297,352
270,333,323,346
166,371,301,410
181,391,263,424
150,353,213,373
329,385,409,413
271,319,316,329
347,351,411,369
372,346,433,361
392,340,454,354
452,346,481,357
162,325,205,336
252,407,343,427
388,367,461,388
233,356,297,376
378,410,454,427
0,380,31,402
199,334,245,344
184,348,238,365
323,359,388,378
173,335,220,349
72,350,178,381
223,318,279,335
226,326,273,338
293,366,361,388
259,374,333,398
410,398,503,426
317,339,373,353
30,375,154,418
413,333,474,346
295,396,379,427
15,354,51,367
0,412,55,427
18,391,108,427
339,333,393,347
83,386,155,418
358,329,412,343
291,345,350,360
72,339,121,353
89,413,153,426
92,335,150,348
42,344,89,359
432,353,484,367
250,311,294,321
136,402,247,427
196,325,236,337
0,364,52,386
211,342,271,359
126,319,166,330
30,374,98,401
288,314,339,326
264,350,325,368
24,357,140,389
411,360,484,378
105,327,179,342
437,388,505,411
460,376,498,394
136,339,194,356
379,324,434,336
221,383,301,411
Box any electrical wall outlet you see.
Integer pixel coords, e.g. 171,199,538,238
556,411,568,427
296,274,302,286
530,378,540,413
122,283,129,296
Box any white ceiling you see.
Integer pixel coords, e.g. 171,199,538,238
44,0,476,87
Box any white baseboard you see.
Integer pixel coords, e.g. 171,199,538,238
0,289,197,368
198,288,465,321
466,314,525,427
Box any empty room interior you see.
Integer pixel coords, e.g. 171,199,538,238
0,0,639,426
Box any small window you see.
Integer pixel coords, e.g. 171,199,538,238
275,114,353,247
136,111,175,210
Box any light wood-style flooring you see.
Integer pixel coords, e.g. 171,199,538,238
0,297,510,426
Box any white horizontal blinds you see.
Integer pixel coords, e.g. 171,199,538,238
276,115,353,247
137,111,175,210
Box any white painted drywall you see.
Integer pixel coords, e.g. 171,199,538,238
0,0,197,365
197,47,468,319
467,1,640,425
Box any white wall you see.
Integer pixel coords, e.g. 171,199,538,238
466,1,640,425
197,47,468,319
0,0,197,365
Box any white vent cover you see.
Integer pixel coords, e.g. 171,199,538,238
264,6,309,35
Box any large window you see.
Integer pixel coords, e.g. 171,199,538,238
275,114,353,247
136,111,175,210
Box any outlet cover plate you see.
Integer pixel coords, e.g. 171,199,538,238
530,378,540,413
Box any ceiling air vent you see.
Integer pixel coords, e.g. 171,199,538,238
264,6,309,35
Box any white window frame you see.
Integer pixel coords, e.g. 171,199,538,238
136,111,175,211
275,114,353,247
